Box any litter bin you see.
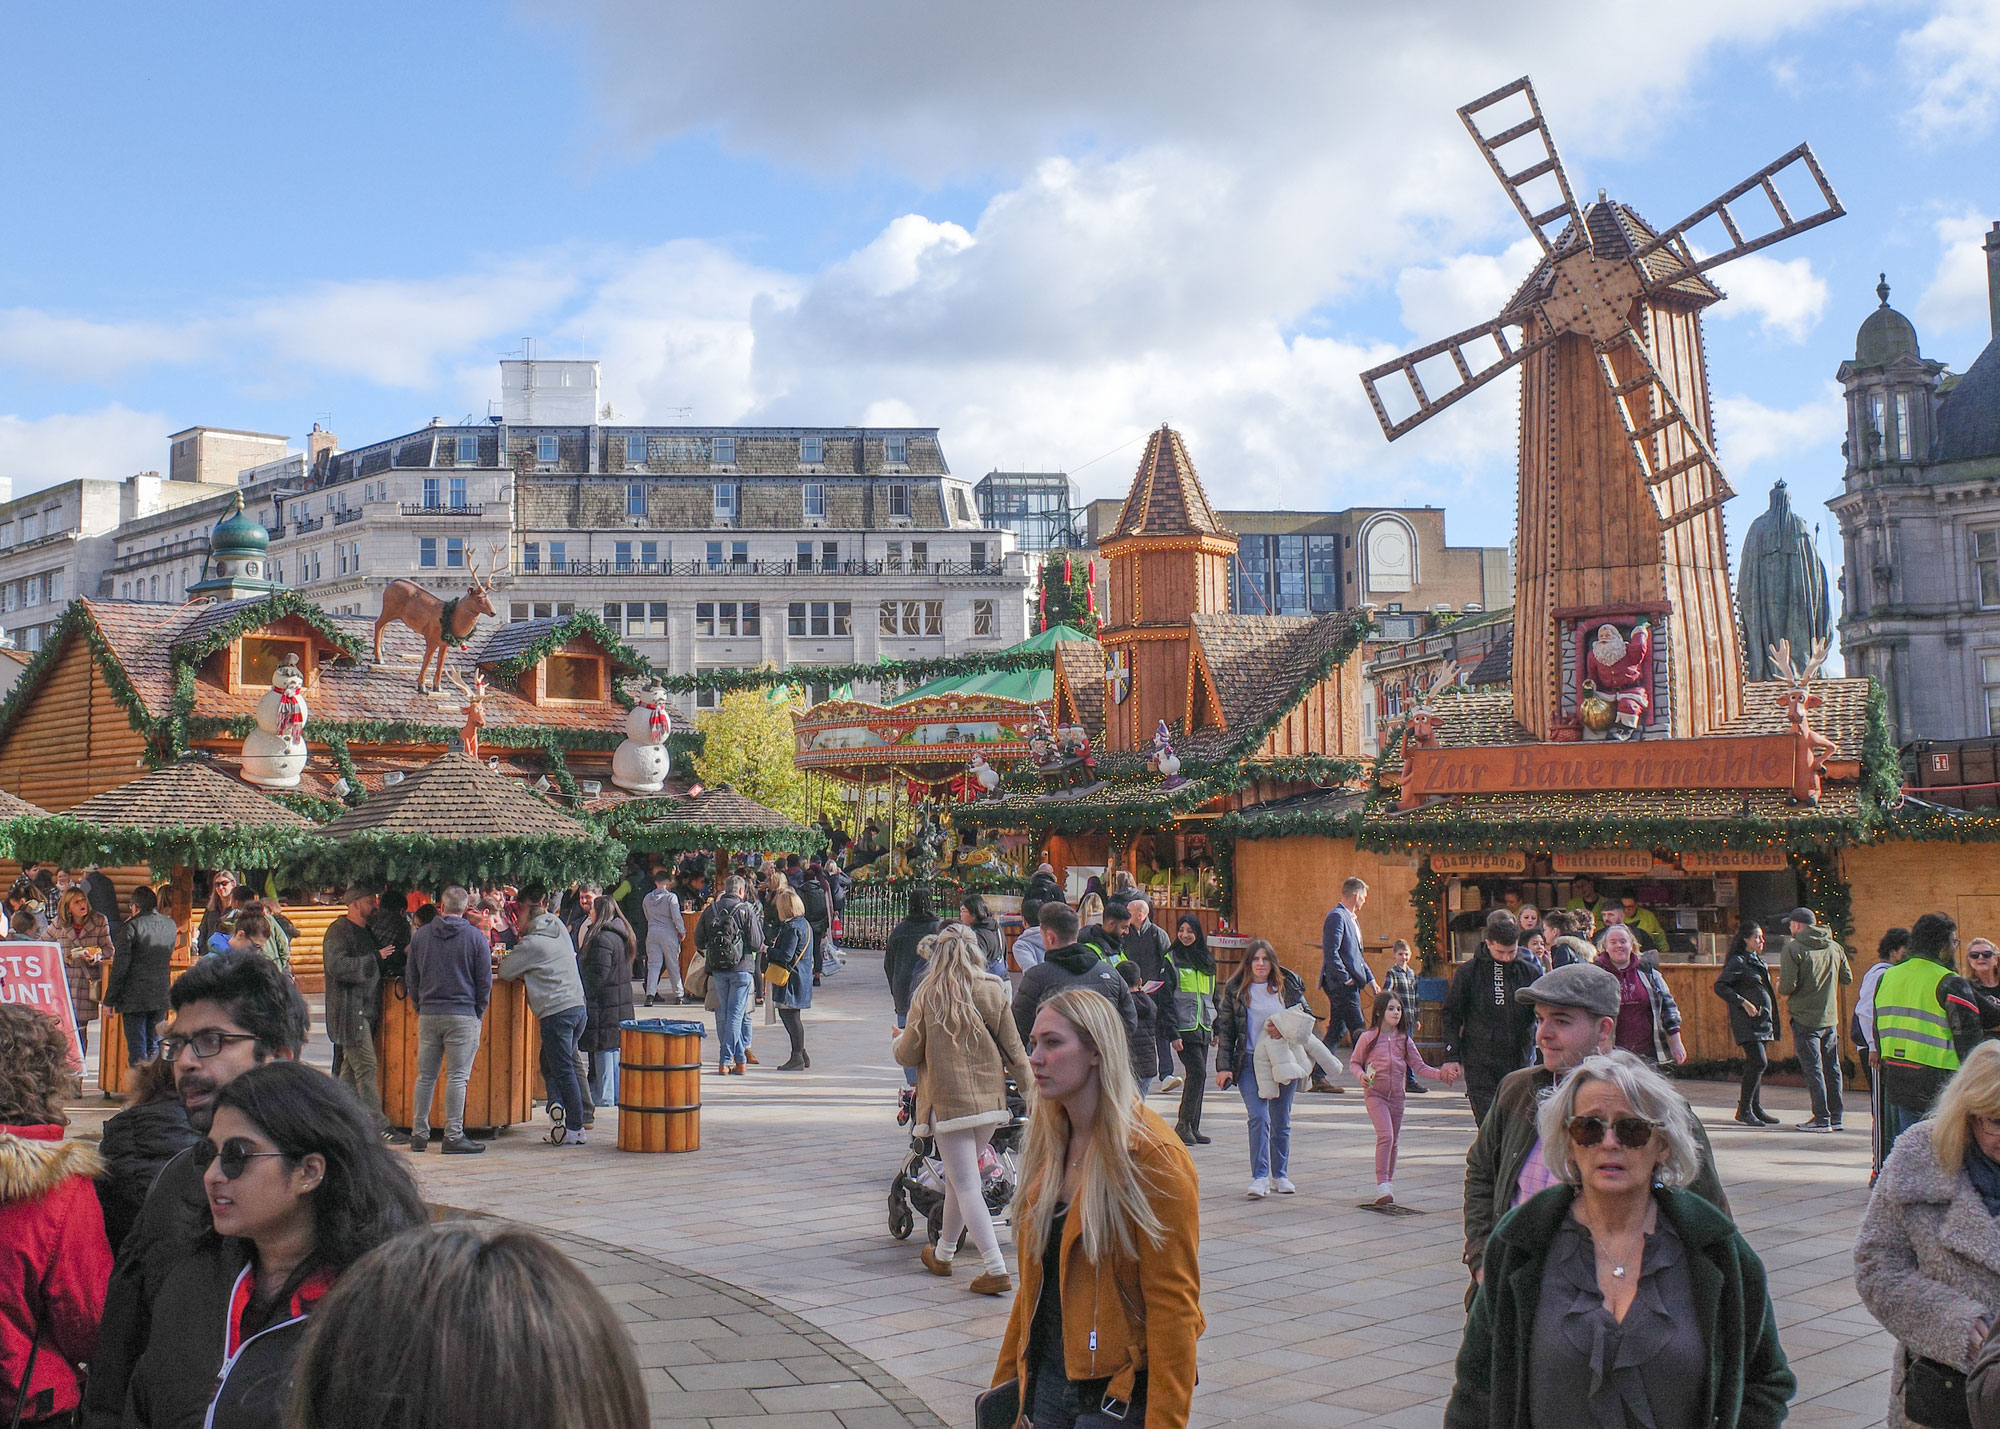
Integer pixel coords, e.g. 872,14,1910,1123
618,1019,704,1152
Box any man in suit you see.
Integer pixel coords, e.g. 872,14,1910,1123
1313,877,1377,1093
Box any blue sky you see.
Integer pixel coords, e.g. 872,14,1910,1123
3,1,1996,641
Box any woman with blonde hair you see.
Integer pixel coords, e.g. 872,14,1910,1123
1449,1050,1791,1429
1078,891,1105,928
54,885,112,1056
894,923,1029,1292
991,987,1201,1429
766,886,814,1070
1858,1040,2000,1428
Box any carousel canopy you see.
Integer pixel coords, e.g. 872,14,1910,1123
889,625,1086,706
11,760,316,871
310,750,620,888
622,784,823,857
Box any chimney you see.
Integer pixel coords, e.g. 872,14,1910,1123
1987,221,2000,340
308,423,338,478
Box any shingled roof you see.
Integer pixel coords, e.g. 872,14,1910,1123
1107,426,1231,541
58,761,315,832
637,785,807,835
1468,626,1513,686
1053,639,1106,739
0,788,48,820
318,751,594,841
1190,611,1369,734
1504,200,1725,315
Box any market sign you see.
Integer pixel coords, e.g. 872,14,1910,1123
1681,849,1790,873
1399,734,1798,810
0,942,81,1065
1430,851,1527,875
1552,850,1655,875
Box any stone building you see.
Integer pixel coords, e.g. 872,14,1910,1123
1830,224,2000,740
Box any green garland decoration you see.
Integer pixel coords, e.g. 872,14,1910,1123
1860,680,1902,812
615,819,826,857
649,644,1059,697
10,813,319,875
436,597,470,648
1410,861,1446,971
323,734,363,806
263,791,348,823
476,608,650,684
169,590,365,665
1875,800,2000,843
291,830,625,891
1794,848,1854,942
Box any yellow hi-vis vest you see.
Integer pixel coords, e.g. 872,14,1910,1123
1875,957,1959,1072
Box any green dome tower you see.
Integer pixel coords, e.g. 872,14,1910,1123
187,493,280,601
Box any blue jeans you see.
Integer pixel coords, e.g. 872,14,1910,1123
123,1011,162,1065
537,1005,586,1130
897,1013,918,1086
714,970,753,1066
592,1049,619,1105
1237,1058,1296,1179
1792,1021,1843,1123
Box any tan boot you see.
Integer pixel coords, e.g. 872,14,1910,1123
968,1270,1013,1296
920,1245,953,1277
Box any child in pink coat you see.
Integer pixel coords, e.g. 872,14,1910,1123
1350,990,1453,1205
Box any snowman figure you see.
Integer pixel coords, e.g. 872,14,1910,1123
1149,720,1185,789
241,656,309,788
611,683,674,794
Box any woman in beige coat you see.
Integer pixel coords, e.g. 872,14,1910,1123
894,924,1030,1295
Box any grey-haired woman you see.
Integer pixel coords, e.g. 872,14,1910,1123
1448,1050,1793,1429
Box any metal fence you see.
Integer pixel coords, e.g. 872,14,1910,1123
840,879,961,949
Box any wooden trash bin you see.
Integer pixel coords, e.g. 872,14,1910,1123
617,1019,704,1153
375,978,534,1134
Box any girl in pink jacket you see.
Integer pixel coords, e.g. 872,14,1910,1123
1350,991,1453,1205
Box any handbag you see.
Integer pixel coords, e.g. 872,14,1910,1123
973,1378,1019,1429
684,958,709,1001
1904,1350,1972,1429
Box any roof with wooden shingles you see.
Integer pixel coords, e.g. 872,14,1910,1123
1051,639,1106,737
318,750,594,840
633,785,808,836
1106,426,1231,541
58,761,316,832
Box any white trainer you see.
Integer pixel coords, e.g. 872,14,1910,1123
1246,1177,1270,1199
1158,1075,1183,1093
1272,1176,1296,1194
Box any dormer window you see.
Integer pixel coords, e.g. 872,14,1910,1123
536,435,559,463
889,483,910,519
241,636,308,687
543,653,604,702
801,436,824,464
886,435,907,464
804,483,825,520
625,435,647,465
714,484,738,523
712,437,735,465
456,435,478,462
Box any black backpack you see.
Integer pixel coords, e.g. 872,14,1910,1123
701,901,747,974
801,880,830,926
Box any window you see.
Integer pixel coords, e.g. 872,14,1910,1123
136,577,147,604
714,483,737,523
626,482,646,517
970,540,988,572
615,541,633,572
796,541,815,571
695,602,716,637
789,602,808,636
730,541,747,566
1896,392,1914,461
548,540,566,570
741,601,761,636
910,541,928,572
886,434,907,464
523,541,540,571
446,537,465,568
337,544,349,576
603,601,623,631
1977,529,2000,610
544,654,601,701
21,513,37,540
122,581,131,599
1870,394,1886,447
880,601,898,636
952,487,973,522
641,540,658,567
801,436,824,463
886,540,903,571
512,602,531,622
792,601,847,637
924,600,942,635
311,549,321,581
456,435,478,462
626,435,647,465
1986,654,2000,736
47,572,61,602
707,541,724,568
423,477,440,508
712,436,735,465
241,637,306,687
711,601,754,637
449,477,467,509
23,628,39,652
536,435,559,462
889,483,909,518
348,541,360,573
804,482,825,519
973,599,994,636
822,540,839,571
0,523,11,546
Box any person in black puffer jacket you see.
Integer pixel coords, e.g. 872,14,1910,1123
95,1058,200,1254
1439,911,1540,1124
884,890,942,1019
1011,903,1145,1081
578,897,637,1109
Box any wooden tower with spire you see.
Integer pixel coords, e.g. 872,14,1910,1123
1097,425,1238,752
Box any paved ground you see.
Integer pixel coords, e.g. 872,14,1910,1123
76,950,1894,1427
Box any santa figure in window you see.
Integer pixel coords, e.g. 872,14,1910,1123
1583,618,1652,741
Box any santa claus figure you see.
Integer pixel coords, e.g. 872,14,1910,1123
1584,619,1652,740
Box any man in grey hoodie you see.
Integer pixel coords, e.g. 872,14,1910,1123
406,885,491,1154
497,883,590,1145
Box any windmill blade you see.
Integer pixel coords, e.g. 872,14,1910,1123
1593,324,1736,531
1629,144,1844,289
1359,315,1556,441
1458,77,1589,259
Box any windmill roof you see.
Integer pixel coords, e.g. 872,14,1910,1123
1107,427,1231,541
59,761,316,832
1504,200,1725,316
317,751,595,841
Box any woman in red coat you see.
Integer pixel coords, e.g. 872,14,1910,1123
0,1003,113,1425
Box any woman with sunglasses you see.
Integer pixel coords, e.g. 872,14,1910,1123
1448,1049,1794,1429
126,1061,427,1429
1962,937,2000,1041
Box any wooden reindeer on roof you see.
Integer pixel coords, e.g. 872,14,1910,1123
445,670,489,760
1770,637,1836,806
1403,658,1463,756
374,546,506,692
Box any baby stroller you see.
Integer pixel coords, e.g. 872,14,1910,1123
887,1082,1026,1247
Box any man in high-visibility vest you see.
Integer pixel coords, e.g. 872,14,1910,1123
1874,911,1982,1168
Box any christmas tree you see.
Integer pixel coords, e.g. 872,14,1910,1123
1035,551,1099,637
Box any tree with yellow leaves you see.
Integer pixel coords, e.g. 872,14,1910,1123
692,687,807,821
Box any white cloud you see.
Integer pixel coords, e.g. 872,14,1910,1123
1712,383,1846,473
1710,254,1829,343
1901,0,2000,138
1394,237,1544,340
0,405,168,498
1915,209,1996,335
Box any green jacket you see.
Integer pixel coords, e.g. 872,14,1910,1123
1461,1063,1731,1270
1448,1186,1794,1429
1777,925,1852,1029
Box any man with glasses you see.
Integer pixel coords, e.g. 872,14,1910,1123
1874,911,1983,1166
1461,963,1727,1298
83,951,307,1429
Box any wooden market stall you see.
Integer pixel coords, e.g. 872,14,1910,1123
311,749,622,1135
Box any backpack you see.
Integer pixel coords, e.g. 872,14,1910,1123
701,901,747,974
801,880,830,927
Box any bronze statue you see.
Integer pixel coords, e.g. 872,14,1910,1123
1738,481,1831,682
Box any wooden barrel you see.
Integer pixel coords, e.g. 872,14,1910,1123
374,979,533,1133
616,1019,704,1153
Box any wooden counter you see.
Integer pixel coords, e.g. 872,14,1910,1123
374,978,534,1133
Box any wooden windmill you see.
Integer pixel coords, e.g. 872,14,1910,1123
1360,77,1843,742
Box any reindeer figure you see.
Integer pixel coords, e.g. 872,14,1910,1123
446,670,489,759
1769,637,1837,805
1401,658,1463,756
374,546,506,692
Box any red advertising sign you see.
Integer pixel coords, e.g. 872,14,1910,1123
0,941,82,1066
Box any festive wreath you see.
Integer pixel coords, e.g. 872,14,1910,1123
437,596,471,647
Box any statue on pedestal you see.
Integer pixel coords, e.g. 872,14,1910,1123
1739,481,1832,682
